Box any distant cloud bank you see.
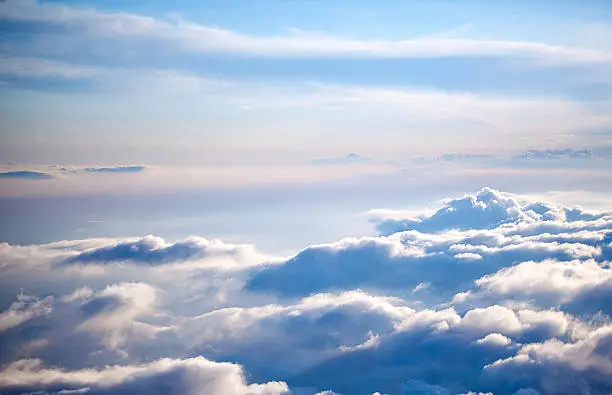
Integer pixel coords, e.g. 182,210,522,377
0,166,146,182
84,165,146,174
312,153,371,165
515,149,593,160
0,171,53,180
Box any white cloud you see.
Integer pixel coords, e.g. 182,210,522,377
76,282,167,351
62,286,94,303
247,189,611,299
338,331,381,352
455,253,484,260
476,333,512,347
0,292,53,332
459,259,612,312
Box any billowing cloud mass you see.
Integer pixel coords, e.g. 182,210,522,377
1,188,611,394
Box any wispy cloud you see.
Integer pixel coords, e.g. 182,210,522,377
0,57,105,79
1,0,611,64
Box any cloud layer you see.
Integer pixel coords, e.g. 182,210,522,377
1,188,611,394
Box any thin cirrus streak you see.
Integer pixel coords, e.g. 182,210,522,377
1,0,611,63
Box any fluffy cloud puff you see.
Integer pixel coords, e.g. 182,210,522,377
0,188,611,395
372,187,607,235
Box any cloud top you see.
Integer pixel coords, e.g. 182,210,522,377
1,188,611,394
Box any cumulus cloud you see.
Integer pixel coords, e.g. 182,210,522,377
373,187,564,235
1,188,611,394
246,191,608,298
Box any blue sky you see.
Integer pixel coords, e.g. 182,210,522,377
1,0,611,170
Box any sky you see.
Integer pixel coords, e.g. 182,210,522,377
1,1,612,394
1,0,612,245
1,0,612,169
